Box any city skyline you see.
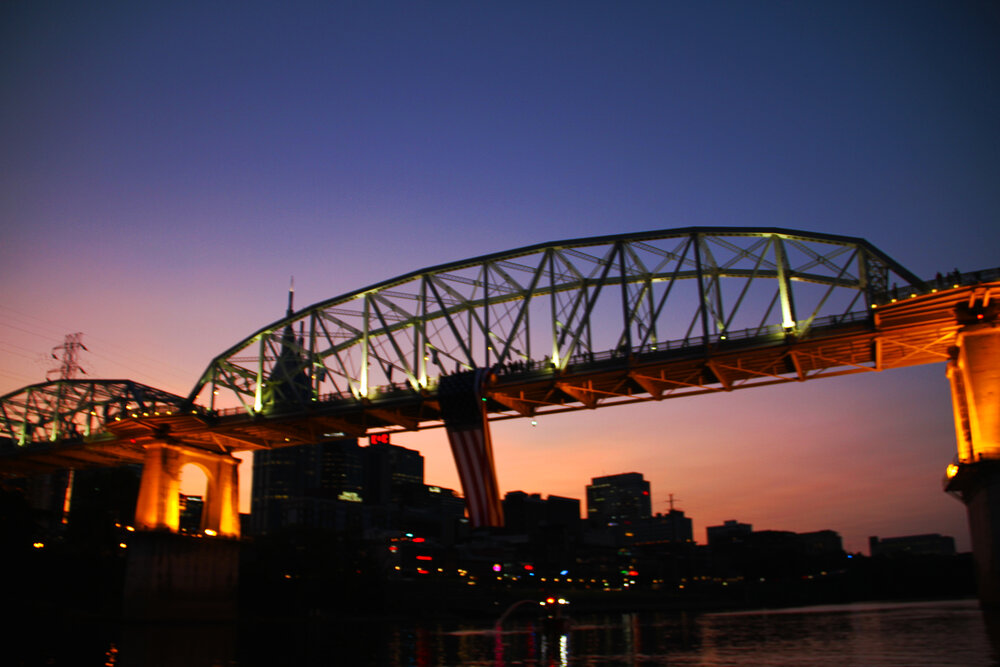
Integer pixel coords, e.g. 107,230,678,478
3,3,998,554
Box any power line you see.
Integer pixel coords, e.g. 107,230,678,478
0,303,195,387
0,320,65,341
0,343,44,361
87,348,194,388
0,368,37,382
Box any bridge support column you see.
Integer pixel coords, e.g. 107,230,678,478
134,443,241,538
944,300,1000,605
439,369,504,528
135,443,182,532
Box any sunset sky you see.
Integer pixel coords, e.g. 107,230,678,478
2,2,998,553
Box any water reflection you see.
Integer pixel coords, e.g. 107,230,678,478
697,600,995,667
21,598,998,665
117,622,237,667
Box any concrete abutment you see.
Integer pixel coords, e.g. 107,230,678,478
945,313,1000,605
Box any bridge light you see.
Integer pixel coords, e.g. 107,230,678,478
204,529,218,537
947,463,960,479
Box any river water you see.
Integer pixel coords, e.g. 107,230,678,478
20,598,999,665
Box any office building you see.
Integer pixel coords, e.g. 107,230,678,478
631,509,694,544
250,435,432,536
586,472,651,525
706,519,752,547
503,491,581,534
869,534,956,557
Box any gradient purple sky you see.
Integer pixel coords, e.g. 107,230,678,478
2,2,998,553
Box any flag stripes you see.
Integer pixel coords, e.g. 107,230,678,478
439,369,504,527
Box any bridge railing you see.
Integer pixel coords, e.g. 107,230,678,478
874,267,1000,304
559,309,875,369
207,310,879,420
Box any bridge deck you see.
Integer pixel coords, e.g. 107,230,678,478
1,281,993,474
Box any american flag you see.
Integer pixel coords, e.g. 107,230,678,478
438,369,504,527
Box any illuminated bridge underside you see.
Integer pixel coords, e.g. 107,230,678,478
97,282,992,460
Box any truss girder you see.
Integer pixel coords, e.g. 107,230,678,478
188,227,927,414
0,380,190,448
1,281,993,474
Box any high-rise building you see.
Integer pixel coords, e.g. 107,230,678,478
365,439,424,506
503,491,581,534
250,437,368,535
586,472,651,525
250,436,428,535
631,510,694,544
706,519,752,547
869,533,956,557
179,494,204,534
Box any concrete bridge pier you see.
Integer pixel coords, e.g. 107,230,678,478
944,298,1000,606
134,442,241,537
126,443,241,619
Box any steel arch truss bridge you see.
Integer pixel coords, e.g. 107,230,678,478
0,380,190,470
190,228,925,426
3,227,996,535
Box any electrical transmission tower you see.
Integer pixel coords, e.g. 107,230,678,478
44,333,89,524
47,332,87,381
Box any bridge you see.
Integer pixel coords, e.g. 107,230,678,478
2,228,998,596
